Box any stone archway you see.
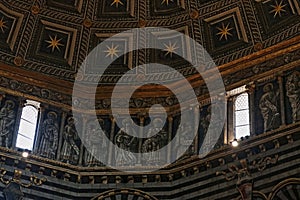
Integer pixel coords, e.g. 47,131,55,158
268,178,300,200
236,191,268,200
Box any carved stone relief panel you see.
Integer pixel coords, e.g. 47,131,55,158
60,115,81,165
284,70,300,124
255,80,281,134
199,103,225,155
83,116,111,167
36,109,61,160
0,97,18,148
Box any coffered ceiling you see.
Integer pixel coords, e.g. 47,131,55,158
0,0,300,103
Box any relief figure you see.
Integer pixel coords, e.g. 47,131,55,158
115,119,137,166
286,72,300,122
61,117,80,164
0,100,16,148
38,112,59,159
259,83,281,132
84,119,107,167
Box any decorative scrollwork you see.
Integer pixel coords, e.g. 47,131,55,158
251,155,279,172
217,155,279,183
216,159,251,184
0,169,46,188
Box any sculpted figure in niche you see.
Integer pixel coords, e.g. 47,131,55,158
115,119,137,166
142,135,160,165
200,104,224,154
0,100,16,148
286,72,300,123
38,112,59,159
84,119,107,167
176,121,194,159
153,118,168,149
142,118,168,166
200,105,213,154
61,117,80,164
259,83,281,132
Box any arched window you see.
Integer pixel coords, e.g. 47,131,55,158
234,93,250,139
16,100,40,150
227,85,251,143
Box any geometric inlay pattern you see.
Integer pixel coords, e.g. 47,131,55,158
95,0,136,19
148,26,192,73
0,0,299,84
47,0,84,13
87,32,135,75
204,7,249,54
0,3,24,51
149,0,185,16
254,0,300,35
27,19,78,69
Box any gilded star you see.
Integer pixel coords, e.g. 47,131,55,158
163,41,179,57
111,0,124,7
45,35,64,52
104,44,120,60
270,0,287,18
161,0,174,5
216,23,233,41
0,17,7,33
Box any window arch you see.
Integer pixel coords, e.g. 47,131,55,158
234,92,250,139
16,100,40,151
227,85,251,142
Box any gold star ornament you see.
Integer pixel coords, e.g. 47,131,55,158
111,0,124,8
45,35,64,52
270,0,287,18
0,17,7,33
216,23,233,41
104,44,121,60
163,41,179,57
